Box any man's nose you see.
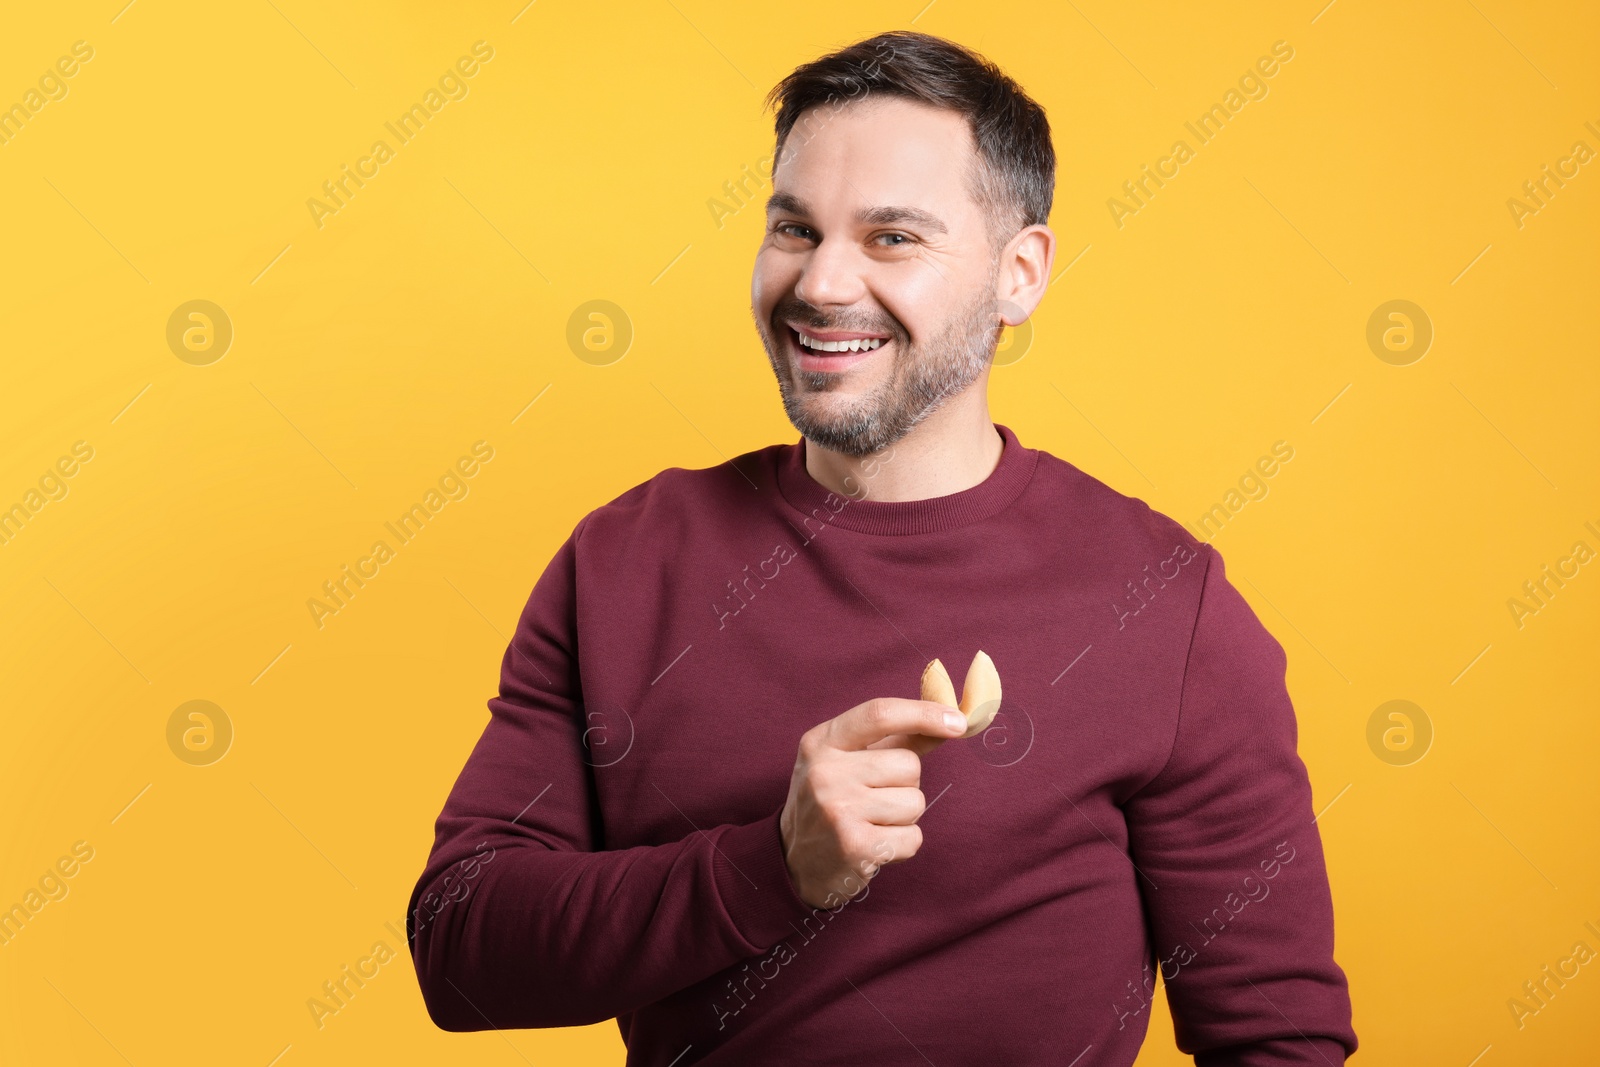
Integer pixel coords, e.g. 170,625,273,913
793,237,867,310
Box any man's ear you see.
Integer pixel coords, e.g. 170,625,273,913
995,223,1056,325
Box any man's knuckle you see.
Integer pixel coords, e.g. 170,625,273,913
823,802,852,834
838,825,870,859
806,758,832,786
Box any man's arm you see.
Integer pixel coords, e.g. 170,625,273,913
405,515,818,1031
1123,544,1358,1065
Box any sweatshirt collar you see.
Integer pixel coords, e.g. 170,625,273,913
775,422,1038,536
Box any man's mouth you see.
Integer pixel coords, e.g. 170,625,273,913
784,323,892,372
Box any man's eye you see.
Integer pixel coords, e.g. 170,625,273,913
775,223,814,240
876,233,910,246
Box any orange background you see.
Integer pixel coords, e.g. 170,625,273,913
1,1,1596,1063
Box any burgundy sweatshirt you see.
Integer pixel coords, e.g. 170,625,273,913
406,422,1357,1065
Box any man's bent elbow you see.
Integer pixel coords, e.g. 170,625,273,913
410,935,614,1032
411,949,489,1032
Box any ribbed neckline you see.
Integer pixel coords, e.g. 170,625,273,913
775,422,1039,536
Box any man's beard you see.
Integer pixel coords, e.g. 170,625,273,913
756,265,1002,459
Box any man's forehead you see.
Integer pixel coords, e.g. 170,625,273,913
762,97,983,230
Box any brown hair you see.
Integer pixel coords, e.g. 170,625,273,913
762,30,1055,253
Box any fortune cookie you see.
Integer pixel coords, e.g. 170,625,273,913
920,650,1002,739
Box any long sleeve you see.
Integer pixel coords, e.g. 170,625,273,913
1123,544,1358,1064
404,515,818,1032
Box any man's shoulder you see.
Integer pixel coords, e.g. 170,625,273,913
568,440,788,549
1029,444,1209,567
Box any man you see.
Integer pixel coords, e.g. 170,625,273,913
406,29,1358,1065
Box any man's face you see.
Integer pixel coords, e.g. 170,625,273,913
751,96,1004,458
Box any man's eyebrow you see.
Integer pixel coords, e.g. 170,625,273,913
764,192,948,235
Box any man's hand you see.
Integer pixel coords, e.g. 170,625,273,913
778,697,968,909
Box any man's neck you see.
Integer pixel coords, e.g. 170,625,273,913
803,405,1004,504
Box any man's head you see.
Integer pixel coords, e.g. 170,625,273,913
751,31,1056,458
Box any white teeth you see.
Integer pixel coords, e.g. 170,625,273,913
796,332,885,353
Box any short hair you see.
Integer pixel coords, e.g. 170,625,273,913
762,30,1055,254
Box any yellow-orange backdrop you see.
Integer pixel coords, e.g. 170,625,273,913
1,2,1596,1064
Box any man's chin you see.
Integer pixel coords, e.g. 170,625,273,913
785,388,867,424
783,403,901,458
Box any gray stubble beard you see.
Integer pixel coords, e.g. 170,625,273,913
759,261,1002,459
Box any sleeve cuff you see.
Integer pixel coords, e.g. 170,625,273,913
711,806,822,952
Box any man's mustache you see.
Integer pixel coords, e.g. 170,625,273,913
773,301,899,338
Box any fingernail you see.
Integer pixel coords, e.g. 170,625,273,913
944,710,966,733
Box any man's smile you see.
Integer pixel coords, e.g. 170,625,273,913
785,322,894,373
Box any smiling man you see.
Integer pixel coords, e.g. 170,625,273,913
407,30,1358,1065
